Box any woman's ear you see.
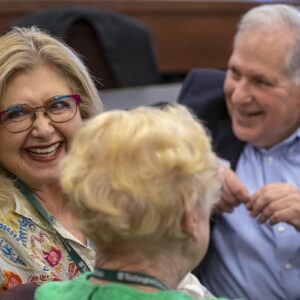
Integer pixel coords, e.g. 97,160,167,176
180,193,201,241
181,210,199,241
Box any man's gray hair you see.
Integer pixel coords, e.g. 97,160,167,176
234,4,300,86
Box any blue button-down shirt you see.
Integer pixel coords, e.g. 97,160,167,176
199,129,300,300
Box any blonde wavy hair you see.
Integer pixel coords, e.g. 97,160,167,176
60,104,220,254
0,26,103,118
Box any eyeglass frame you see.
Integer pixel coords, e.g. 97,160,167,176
0,94,81,133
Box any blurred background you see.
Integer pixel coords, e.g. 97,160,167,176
0,0,297,108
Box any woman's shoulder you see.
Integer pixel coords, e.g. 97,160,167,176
35,273,90,300
35,275,231,300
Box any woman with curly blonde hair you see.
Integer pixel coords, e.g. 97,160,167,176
36,104,224,300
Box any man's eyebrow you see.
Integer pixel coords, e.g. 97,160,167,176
229,65,275,81
252,73,279,85
228,65,243,76
252,72,274,80
252,73,266,79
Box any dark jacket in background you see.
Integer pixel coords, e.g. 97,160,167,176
178,68,245,169
12,6,160,88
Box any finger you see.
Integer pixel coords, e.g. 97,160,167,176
213,199,236,214
257,195,298,224
246,198,254,210
268,205,300,230
220,185,239,207
251,188,270,209
252,183,296,203
249,196,267,218
226,178,249,204
250,190,276,217
257,202,280,224
251,185,300,218
219,197,239,211
236,188,250,204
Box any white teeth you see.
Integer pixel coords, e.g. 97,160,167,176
27,143,60,155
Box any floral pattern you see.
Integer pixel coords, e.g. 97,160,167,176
0,189,95,292
43,246,62,267
2,271,22,290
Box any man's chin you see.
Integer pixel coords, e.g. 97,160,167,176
233,126,253,142
234,129,272,149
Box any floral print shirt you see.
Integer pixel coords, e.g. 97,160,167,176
0,188,96,292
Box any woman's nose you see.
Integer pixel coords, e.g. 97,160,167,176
30,111,55,138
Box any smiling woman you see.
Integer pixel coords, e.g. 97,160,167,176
0,26,102,291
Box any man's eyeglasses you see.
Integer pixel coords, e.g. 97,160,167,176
0,94,81,133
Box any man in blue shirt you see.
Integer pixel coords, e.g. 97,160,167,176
180,4,300,300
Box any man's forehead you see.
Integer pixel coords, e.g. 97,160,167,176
229,35,289,76
235,27,294,57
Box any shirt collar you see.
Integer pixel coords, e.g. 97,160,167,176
256,128,300,154
13,189,54,232
13,188,93,248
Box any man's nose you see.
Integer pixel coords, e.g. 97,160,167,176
231,79,253,105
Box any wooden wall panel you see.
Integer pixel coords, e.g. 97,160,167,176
0,1,296,75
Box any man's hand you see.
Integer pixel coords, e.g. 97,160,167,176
214,166,250,214
248,183,300,231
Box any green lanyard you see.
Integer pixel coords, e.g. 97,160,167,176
13,178,91,274
89,267,169,291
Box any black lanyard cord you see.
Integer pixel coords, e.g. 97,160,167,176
88,267,169,291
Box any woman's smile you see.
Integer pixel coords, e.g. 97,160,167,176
24,141,64,162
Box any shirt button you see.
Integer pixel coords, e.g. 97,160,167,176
268,156,273,164
277,225,285,233
285,262,293,270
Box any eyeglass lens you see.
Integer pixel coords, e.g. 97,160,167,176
0,95,80,133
